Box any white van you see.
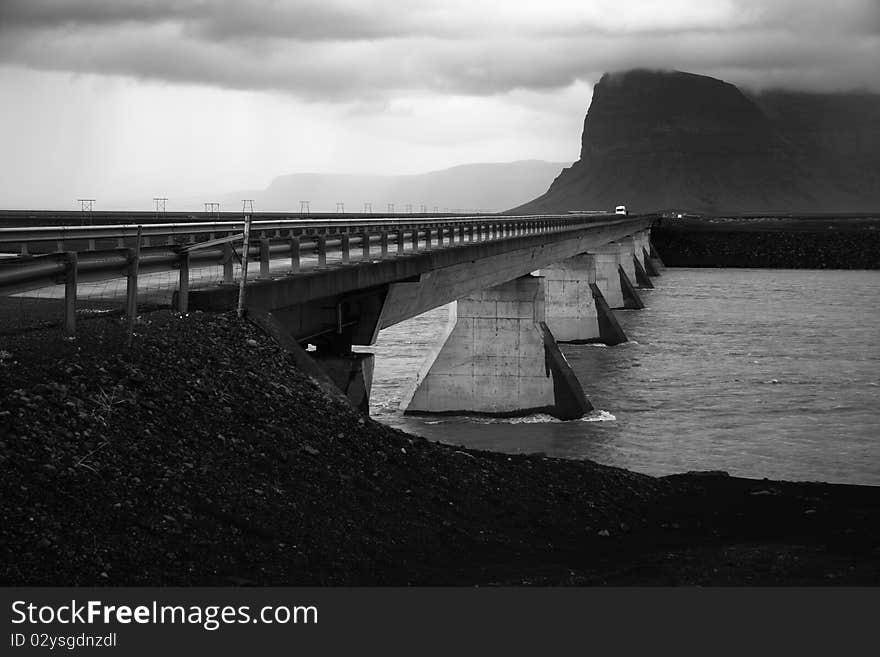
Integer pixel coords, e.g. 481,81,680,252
615,205,628,215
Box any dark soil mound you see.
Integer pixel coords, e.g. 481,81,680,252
1,310,879,585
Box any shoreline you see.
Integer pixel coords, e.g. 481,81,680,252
1,309,879,585
652,215,880,269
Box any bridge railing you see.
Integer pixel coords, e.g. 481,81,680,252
0,213,649,335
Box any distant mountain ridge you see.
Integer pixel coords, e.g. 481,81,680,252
514,70,880,214
220,160,569,214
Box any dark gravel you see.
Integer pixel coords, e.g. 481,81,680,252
652,216,880,269
1,310,879,585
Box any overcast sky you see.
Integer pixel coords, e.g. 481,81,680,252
1,0,878,209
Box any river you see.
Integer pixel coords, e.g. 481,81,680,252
360,268,880,486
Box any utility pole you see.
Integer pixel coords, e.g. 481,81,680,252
204,202,220,219
77,199,95,226
364,202,372,214
300,200,310,215
237,200,255,317
387,203,395,214
153,197,167,221
405,203,412,214
336,202,345,213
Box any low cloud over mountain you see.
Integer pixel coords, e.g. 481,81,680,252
514,69,880,214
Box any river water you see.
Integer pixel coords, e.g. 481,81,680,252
361,269,880,486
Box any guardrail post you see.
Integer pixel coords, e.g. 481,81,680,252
290,236,301,273
126,247,139,322
316,234,327,266
177,251,190,313
64,252,77,336
19,242,29,256
361,230,370,259
380,231,389,257
341,234,350,263
223,242,234,283
88,239,96,251
259,238,270,277
55,240,63,252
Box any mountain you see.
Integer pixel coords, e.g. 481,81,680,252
514,70,880,214
253,160,568,213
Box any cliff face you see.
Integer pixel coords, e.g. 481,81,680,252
515,70,880,214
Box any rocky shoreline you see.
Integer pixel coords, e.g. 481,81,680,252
1,310,879,585
651,216,880,269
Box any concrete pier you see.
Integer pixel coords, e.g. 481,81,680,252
648,242,666,271
616,239,638,284
591,247,625,309
591,243,647,310
643,247,661,276
541,254,627,345
618,264,645,310
633,253,654,288
311,351,375,415
403,275,592,419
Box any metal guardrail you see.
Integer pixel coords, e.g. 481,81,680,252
0,213,652,334
0,214,616,250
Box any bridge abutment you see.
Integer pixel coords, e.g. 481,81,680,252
403,275,592,420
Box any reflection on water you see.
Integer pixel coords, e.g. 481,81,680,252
359,269,880,485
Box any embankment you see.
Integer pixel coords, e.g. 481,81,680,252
1,310,879,585
651,216,880,269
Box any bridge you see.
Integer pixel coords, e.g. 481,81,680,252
0,213,663,419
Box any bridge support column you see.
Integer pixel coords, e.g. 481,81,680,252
591,247,625,309
541,254,627,345
648,236,666,272
403,275,592,420
592,243,644,309
617,235,653,288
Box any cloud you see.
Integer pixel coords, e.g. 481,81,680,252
0,0,878,101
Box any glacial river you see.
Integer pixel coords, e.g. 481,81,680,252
360,268,880,486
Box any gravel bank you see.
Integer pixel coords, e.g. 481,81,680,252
2,310,879,585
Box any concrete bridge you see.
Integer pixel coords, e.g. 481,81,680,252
182,213,664,419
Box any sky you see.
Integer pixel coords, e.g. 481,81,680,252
0,0,878,210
